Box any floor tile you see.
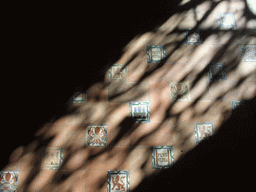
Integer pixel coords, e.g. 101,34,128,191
147,46,166,63
108,64,128,82
169,81,191,101
217,12,237,29
86,125,107,147
129,102,150,123
107,170,130,192
207,63,227,81
239,45,256,62
0,170,19,192
194,122,215,144
151,146,174,169
41,147,64,170
231,100,245,110
184,29,202,45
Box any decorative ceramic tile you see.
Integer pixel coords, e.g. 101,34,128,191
147,46,166,63
217,13,236,29
207,63,227,81
86,125,107,146
239,45,256,62
247,0,256,15
72,92,86,103
109,64,128,81
152,146,174,169
0,170,19,192
129,102,150,123
169,81,191,101
185,30,202,45
107,170,130,192
195,122,214,143
231,100,244,110
42,147,64,170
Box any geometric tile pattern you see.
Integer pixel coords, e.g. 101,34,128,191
147,46,166,63
109,64,128,81
0,170,19,192
152,146,174,169
239,45,256,62
217,12,236,29
169,81,191,101
72,92,86,103
107,170,130,192
129,102,150,123
207,63,227,81
42,147,64,170
185,30,202,45
231,100,244,110
86,125,107,146
195,122,214,143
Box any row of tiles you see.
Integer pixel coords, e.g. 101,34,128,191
1,141,210,192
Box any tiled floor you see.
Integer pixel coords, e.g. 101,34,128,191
2,0,256,192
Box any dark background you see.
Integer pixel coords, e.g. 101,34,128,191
2,1,255,190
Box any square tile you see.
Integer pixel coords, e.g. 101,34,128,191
107,170,130,192
247,0,256,16
217,13,236,29
109,64,128,81
207,63,227,81
86,125,107,147
185,30,202,45
194,122,214,143
147,46,166,63
231,100,245,110
239,45,256,62
152,146,174,169
169,81,191,101
42,147,64,170
129,102,150,123
0,170,19,192
72,92,86,104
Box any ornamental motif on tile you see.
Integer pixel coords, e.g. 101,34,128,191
185,30,202,45
231,100,244,110
129,102,150,123
86,125,107,146
239,45,256,62
147,46,166,63
152,146,174,169
42,147,64,170
109,64,128,81
72,92,86,103
195,122,214,143
0,170,19,192
217,13,236,29
169,81,191,101
207,63,227,81
107,170,130,192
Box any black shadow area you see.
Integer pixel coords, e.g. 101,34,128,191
132,96,256,191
